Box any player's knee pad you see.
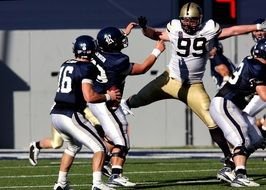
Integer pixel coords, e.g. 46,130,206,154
65,144,82,157
232,146,250,158
111,145,128,159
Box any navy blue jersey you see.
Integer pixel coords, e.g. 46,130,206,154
250,45,255,56
210,53,235,87
92,51,132,96
216,56,266,109
51,59,99,116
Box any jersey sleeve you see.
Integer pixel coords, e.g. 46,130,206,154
166,19,178,33
166,19,181,41
116,55,132,76
81,63,98,84
201,19,221,40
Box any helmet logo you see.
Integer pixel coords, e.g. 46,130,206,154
80,43,87,50
104,34,114,45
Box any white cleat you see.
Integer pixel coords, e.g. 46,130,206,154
120,99,134,116
29,142,40,166
53,182,74,190
92,183,116,190
102,162,112,177
217,166,235,183
231,174,260,187
107,174,136,187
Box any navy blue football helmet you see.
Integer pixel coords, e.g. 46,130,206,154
73,35,96,59
97,27,128,52
253,38,266,59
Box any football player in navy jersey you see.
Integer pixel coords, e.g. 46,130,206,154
50,35,120,190
210,38,266,187
209,39,235,89
120,2,266,180
242,18,266,117
88,25,165,187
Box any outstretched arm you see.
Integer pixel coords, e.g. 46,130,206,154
130,40,165,75
218,22,266,40
138,16,169,41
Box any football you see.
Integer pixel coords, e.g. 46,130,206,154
106,86,120,111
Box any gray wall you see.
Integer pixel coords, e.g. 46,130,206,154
0,0,265,149
1,28,262,149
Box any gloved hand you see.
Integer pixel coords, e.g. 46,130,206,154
138,16,147,30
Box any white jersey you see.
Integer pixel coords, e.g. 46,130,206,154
167,19,221,83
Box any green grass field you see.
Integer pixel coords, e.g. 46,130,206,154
0,157,266,189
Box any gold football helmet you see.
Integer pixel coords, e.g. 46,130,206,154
179,2,202,35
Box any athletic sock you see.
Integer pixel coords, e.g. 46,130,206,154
35,141,42,150
209,127,231,158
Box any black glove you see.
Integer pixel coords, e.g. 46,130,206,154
138,16,147,29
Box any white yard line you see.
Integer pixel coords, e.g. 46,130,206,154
0,167,266,189
0,167,265,179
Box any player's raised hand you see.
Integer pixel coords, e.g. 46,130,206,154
155,40,165,53
138,16,147,29
124,22,138,36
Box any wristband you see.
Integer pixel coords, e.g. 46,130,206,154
223,75,230,82
105,94,111,101
257,23,262,30
151,48,161,58
122,31,128,36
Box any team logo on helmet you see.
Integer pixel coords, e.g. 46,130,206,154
104,34,115,45
97,26,128,52
73,35,96,59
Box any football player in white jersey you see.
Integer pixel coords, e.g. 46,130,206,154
121,1,266,179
